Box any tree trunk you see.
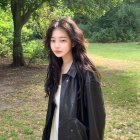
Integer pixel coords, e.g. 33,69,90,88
10,0,46,67
12,24,25,67
11,0,26,67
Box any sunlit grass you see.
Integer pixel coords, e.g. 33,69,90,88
87,43,140,139
87,42,140,61
0,43,140,139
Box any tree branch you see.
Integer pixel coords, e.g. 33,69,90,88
11,0,16,20
21,0,47,26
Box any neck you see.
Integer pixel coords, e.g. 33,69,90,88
61,55,73,74
62,52,73,67
62,58,73,66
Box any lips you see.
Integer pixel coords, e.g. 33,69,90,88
54,51,62,53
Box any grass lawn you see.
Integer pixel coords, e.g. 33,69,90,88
0,42,140,139
88,42,140,139
88,42,140,62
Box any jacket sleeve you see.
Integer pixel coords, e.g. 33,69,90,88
42,94,55,140
84,72,106,140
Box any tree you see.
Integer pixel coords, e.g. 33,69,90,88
11,0,49,66
0,7,13,57
0,0,122,67
29,0,74,39
80,0,140,42
0,0,48,66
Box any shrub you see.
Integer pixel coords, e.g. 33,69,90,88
77,1,140,43
23,40,47,63
0,7,13,56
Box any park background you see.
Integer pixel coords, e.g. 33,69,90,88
0,0,140,139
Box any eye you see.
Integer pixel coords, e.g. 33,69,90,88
51,39,55,42
60,39,66,42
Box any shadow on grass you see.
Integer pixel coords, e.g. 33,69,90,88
98,66,139,109
0,64,47,87
0,64,47,110
0,64,139,109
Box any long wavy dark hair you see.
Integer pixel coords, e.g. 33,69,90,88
44,17,100,97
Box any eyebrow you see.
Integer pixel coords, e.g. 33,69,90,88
51,37,67,38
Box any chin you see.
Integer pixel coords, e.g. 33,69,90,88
54,54,63,58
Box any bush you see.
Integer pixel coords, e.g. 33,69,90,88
90,28,117,43
77,1,140,43
0,43,12,57
0,7,13,56
27,0,74,39
22,26,34,42
23,40,47,63
78,23,93,39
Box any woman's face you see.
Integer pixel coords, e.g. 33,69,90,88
50,28,73,59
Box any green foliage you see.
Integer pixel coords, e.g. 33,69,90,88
28,0,74,39
64,0,123,19
52,0,74,19
23,40,47,63
22,26,34,42
78,1,140,42
0,0,123,61
0,0,8,9
78,23,92,39
0,7,13,56
20,0,74,64
100,2,140,42
89,28,116,43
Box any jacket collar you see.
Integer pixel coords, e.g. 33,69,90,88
65,62,77,78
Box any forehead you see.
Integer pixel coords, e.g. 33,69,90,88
51,28,69,38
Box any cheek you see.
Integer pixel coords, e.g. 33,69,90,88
69,43,73,51
50,43,54,51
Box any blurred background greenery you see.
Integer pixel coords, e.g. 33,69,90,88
0,0,140,66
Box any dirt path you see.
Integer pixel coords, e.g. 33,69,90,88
0,62,47,111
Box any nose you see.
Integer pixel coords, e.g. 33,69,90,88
54,41,60,49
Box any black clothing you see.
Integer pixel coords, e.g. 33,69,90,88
42,63,106,140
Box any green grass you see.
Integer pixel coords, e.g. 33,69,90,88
87,43,140,139
88,42,140,61
102,70,139,107
0,42,140,139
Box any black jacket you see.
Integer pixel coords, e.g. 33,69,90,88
42,63,106,140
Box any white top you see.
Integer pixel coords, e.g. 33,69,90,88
50,85,61,140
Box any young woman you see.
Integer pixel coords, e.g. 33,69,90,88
42,17,106,140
